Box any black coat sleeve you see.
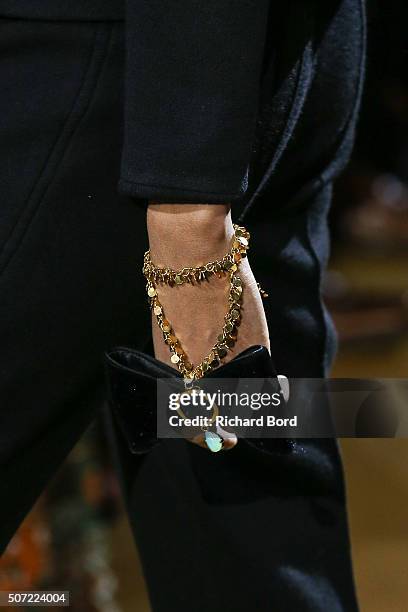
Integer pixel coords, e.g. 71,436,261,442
119,0,270,203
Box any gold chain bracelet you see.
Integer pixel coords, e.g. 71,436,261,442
142,224,249,286
143,225,252,380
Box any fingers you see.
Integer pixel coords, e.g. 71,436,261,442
217,425,238,450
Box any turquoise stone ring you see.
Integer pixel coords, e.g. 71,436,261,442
204,431,223,452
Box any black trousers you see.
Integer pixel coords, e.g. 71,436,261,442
0,16,360,612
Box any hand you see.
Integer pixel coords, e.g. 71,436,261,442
147,203,270,450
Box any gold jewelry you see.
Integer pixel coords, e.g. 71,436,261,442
143,225,251,380
143,224,250,286
146,272,243,379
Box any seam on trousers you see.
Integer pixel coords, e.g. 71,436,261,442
305,187,332,378
305,0,366,378
0,22,113,278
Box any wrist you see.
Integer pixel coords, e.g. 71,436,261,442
147,203,234,268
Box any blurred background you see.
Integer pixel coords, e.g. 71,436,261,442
1,2,407,610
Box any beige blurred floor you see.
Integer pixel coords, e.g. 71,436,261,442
332,247,408,612
335,341,408,612
111,248,408,612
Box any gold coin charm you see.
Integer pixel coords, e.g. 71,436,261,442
161,320,171,332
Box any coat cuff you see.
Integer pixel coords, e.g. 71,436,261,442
120,0,270,204
117,175,248,204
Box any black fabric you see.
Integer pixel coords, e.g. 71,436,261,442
0,0,365,205
0,19,150,538
104,344,278,454
0,3,364,610
119,0,270,202
121,0,366,203
0,0,125,20
105,345,356,611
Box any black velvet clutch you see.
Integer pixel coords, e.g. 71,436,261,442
104,345,280,455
